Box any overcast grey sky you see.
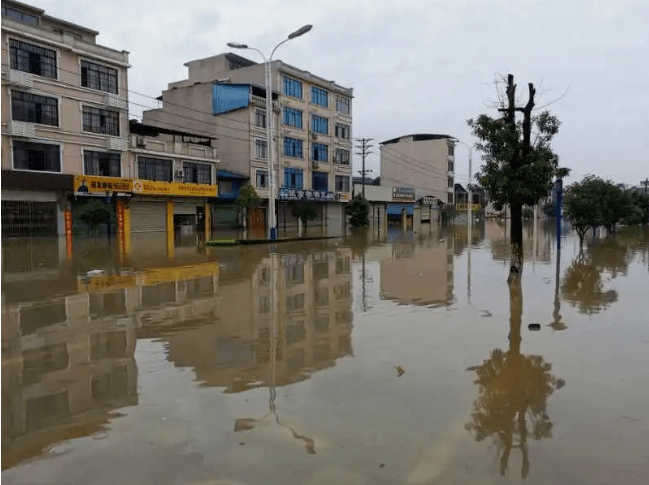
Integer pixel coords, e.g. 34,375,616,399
38,0,648,186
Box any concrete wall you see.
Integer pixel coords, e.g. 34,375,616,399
380,136,453,203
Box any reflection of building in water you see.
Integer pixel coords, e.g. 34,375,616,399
1,296,137,470
151,248,354,392
380,237,454,307
486,220,552,263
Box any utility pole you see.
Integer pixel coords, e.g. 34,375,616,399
355,138,373,198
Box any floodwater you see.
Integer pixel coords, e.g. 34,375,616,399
2,220,648,485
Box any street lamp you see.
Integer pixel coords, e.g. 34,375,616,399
228,24,313,240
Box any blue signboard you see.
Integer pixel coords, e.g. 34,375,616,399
278,188,335,201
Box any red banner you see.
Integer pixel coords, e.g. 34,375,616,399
116,201,126,260
65,208,73,259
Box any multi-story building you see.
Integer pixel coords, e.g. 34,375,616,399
142,52,354,233
1,0,130,238
379,133,457,206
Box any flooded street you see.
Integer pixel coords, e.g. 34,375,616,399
2,221,648,485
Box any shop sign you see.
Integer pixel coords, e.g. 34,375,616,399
77,274,137,293
74,175,132,194
133,180,217,197
421,196,439,205
278,188,335,201
392,186,415,202
335,192,350,202
137,262,220,286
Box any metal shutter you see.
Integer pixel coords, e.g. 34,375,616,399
174,202,199,215
130,202,166,233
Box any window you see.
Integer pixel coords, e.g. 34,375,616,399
255,138,268,159
219,181,233,195
2,7,39,25
183,162,211,184
283,107,303,128
336,96,351,114
283,137,303,158
285,263,304,285
335,175,350,192
311,143,328,162
448,145,455,156
13,141,60,172
283,76,302,99
335,148,350,165
81,60,118,94
448,160,454,172
259,296,270,314
312,171,328,191
82,106,119,136
9,39,57,79
84,150,121,177
336,283,351,300
311,87,328,107
448,177,454,188
315,287,329,306
285,294,305,311
11,91,58,126
284,168,303,189
311,115,328,135
335,123,351,139
255,109,266,128
256,169,268,188
336,257,351,275
447,193,454,203
138,157,172,182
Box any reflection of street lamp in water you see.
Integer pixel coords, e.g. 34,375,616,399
234,252,316,454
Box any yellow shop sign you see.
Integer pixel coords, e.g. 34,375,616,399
137,262,221,286
133,180,217,197
74,176,133,194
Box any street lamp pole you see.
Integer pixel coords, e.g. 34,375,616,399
455,140,475,231
228,24,312,240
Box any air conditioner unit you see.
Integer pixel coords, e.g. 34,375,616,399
8,70,33,88
175,169,185,179
311,132,318,140
9,121,35,137
136,136,146,148
311,161,319,169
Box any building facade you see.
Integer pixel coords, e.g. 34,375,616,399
142,52,354,232
1,0,130,238
379,134,456,206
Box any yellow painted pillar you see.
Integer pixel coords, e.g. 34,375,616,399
204,200,211,241
166,200,174,260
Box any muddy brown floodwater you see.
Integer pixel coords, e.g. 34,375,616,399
2,220,649,485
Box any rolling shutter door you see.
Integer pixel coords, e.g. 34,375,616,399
174,202,199,215
130,202,166,233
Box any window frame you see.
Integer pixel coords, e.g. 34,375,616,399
335,175,350,192
311,86,328,107
183,161,212,184
82,105,120,136
311,143,328,162
12,140,62,173
137,156,173,182
80,59,119,94
312,171,329,191
283,76,303,99
11,90,59,127
2,7,39,25
254,138,268,159
311,114,328,135
254,109,267,128
256,169,269,188
284,167,304,189
8,38,57,79
283,137,303,159
335,148,350,165
283,107,303,129
335,123,351,139
83,149,122,177
336,96,351,115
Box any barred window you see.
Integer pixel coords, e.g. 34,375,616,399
138,157,172,182
255,138,268,159
84,150,121,177
81,60,118,94
11,91,58,126
9,39,57,79
13,141,60,172
335,148,350,165
335,123,351,139
183,162,212,184
82,106,119,136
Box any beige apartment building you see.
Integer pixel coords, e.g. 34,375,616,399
379,134,456,205
1,0,130,238
143,52,354,231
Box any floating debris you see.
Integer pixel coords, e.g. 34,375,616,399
528,323,541,331
395,366,405,377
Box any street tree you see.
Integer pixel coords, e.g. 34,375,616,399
346,195,370,228
235,185,261,228
77,198,112,236
291,201,318,230
468,74,565,281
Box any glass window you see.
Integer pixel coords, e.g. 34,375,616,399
2,7,39,25
283,76,302,99
283,107,303,128
284,167,303,189
448,145,455,156
336,96,351,114
283,137,303,159
448,177,454,188
13,141,60,172
311,143,328,162
84,150,121,177
335,175,350,192
9,39,56,79
335,148,350,165
256,169,268,188
219,181,233,195
81,60,118,94
336,257,351,275
255,138,268,159
312,171,328,191
11,90,58,126
138,157,172,182
82,106,119,136
311,87,328,107
311,115,328,134
285,263,305,285
183,162,211,184
335,123,351,139
255,109,266,128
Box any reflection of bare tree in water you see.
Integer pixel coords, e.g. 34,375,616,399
561,254,618,314
466,281,564,478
